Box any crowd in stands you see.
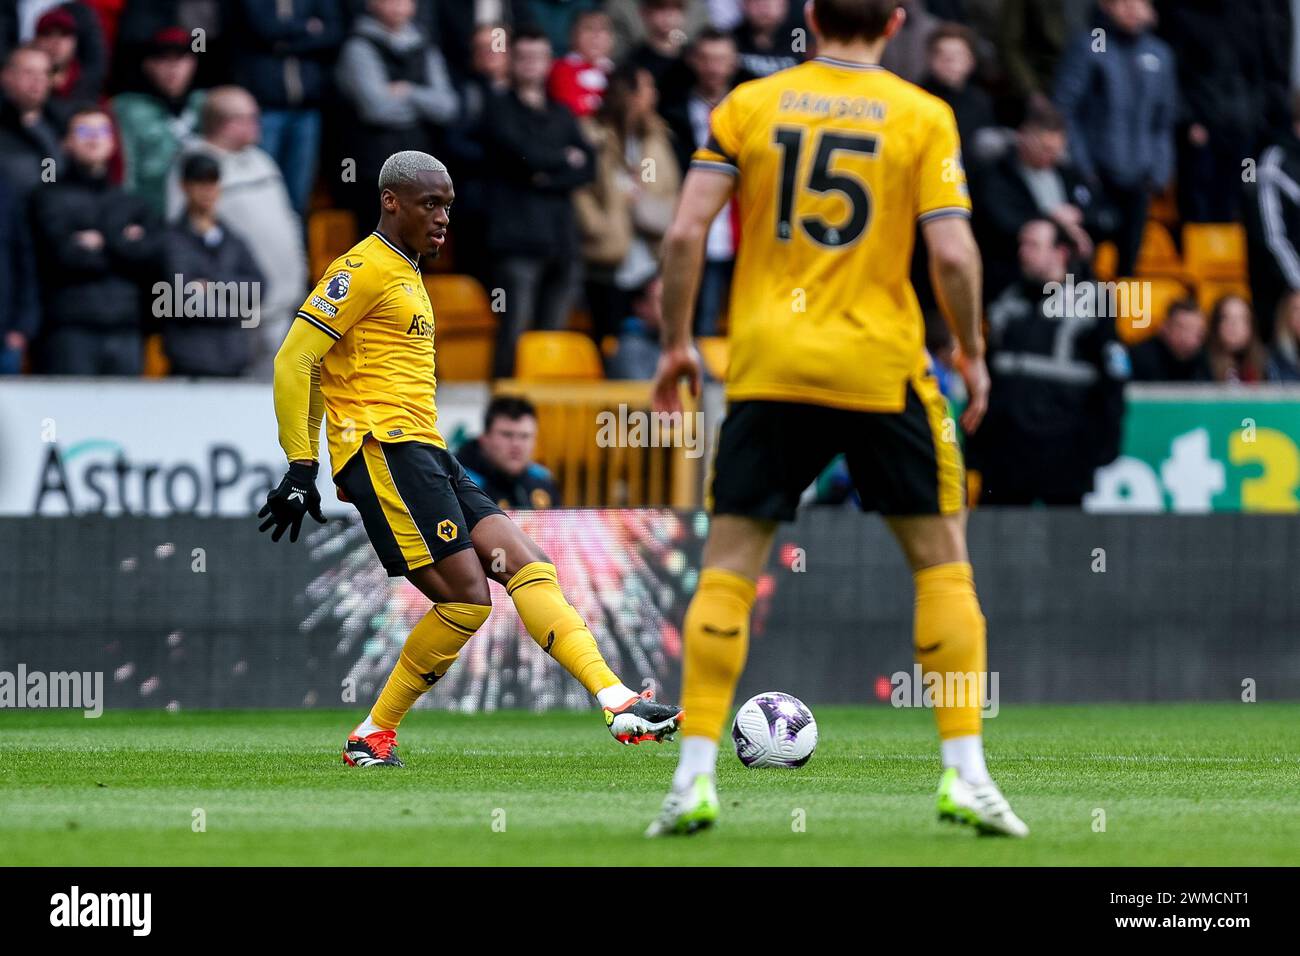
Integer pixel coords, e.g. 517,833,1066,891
0,0,1299,392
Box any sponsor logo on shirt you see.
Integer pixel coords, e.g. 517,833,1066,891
310,295,339,317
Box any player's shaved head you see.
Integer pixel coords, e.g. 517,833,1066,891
378,150,448,195
811,0,901,43
378,151,453,260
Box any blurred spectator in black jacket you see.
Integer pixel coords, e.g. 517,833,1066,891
31,105,162,375
112,27,203,219
605,275,663,380
0,45,63,200
1053,0,1176,277
0,174,39,374
661,26,739,335
228,0,344,218
920,23,994,149
971,101,1105,298
161,153,264,378
335,0,459,228
1267,291,1300,382
880,0,939,84
608,0,710,60
624,0,693,114
998,0,1093,114
1129,299,1213,382
1246,93,1300,338
732,0,799,80
456,395,562,509
481,27,594,378
971,219,1129,506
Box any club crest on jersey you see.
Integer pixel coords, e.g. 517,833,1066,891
325,271,352,301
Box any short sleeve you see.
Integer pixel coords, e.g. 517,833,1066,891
690,91,745,175
915,103,972,225
296,259,384,341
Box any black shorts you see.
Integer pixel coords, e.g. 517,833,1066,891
711,370,965,522
335,438,505,576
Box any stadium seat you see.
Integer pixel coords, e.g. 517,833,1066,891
697,336,729,379
1182,222,1247,283
1113,276,1190,344
514,331,605,381
307,209,358,282
1196,278,1252,316
1134,221,1184,280
423,274,496,381
143,333,169,378
1092,241,1117,282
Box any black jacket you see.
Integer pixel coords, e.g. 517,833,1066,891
228,0,344,109
160,219,264,377
456,438,561,510
0,174,40,340
969,276,1129,491
920,76,996,151
30,163,163,334
479,89,594,258
1129,336,1212,383
0,99,63,200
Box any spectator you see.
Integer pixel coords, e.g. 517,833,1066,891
1053,0,1175,277
168,87,307,379
548,8,615,118
1206,294,1267,384
1267,291,1300,382
880,0,939,84
920,23,995,150
456,395,562,509
661,26,740,335
30,105,162,375
520,0,599,56
1248,92,1300,336
31,4,106,125
574,63,681,341
229,0,344,219
112,27,204,219
998,0,1093,111
970,101,1104,296
607,0,710,60
434,0,517,83
605,275,663,379
1129,299,1212,382
480,28,594,378
336,0,458,228
0,45,62,199
0,174,40,373
624,0,694,113
732,0,799,80
971,219,1129,506
161,153,264,378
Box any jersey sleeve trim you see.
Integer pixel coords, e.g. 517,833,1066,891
296,309,342,340
917,206,972,224
690,159,739,175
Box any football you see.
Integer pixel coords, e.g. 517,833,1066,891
731,692,818,768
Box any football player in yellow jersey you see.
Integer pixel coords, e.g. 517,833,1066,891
259,151,681,766
645,0,1028,837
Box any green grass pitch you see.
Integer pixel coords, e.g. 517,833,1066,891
2,703,1297,866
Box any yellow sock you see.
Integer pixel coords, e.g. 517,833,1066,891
681,567,756,741
370,602,491,729
913,562,987,740
506,561,619,696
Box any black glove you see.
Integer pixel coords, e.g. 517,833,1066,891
258,461,326,543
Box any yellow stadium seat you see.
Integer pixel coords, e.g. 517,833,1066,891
1134,221,1184,279
515,331,605,381
1092,241,1117,281
423,274,496,381
1196,279,1252,316
307,209,357,282
1113,276,1190,344
1148,184,1179,227
142,333,169,378
697,336,729,379
1182,222,1247,283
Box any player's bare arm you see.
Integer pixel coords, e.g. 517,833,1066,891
651,167,735,414
923,215,989,433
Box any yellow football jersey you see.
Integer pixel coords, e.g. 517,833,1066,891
296,231,445,473
693,56,971,412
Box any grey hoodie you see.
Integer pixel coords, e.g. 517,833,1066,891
336,14,459,129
